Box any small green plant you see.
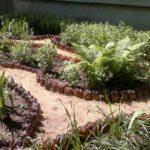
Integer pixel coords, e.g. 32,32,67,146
0,72,13,121
11,41,36,66
0,34,11,52
35,44,57,71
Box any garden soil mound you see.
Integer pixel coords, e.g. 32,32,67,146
0,67,149,140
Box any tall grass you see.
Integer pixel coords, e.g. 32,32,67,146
29,97,150,150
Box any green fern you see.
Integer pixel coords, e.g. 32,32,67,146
62,37,149,88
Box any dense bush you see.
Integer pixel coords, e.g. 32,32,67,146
0,19,32,39
61,22,150,47
0,13,73,35
62,38,150,89
35,44,57,70
11,42,36,65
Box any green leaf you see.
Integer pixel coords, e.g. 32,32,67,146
128,109,144,130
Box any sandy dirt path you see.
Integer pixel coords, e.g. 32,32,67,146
0,67,150,139
33,39,76,58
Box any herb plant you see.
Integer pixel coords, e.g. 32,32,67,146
35,44,57,71
11,42,36,66
0,36,11,52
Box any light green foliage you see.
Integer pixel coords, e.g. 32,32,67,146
62,38,150,88
0,36,11,52
61,22,150,47
61,61,79,86
0,19,33,39
83,110,150,150
11,42,35,65
11,42,57,70
0,72,13,120
35,44,57,71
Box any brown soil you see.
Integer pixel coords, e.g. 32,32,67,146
0,67,150,140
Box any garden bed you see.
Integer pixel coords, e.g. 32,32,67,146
1,67,150,141
37,69,150,102
0,56,149,103
0,78,41,149
0,36,149,102
0,16,150,150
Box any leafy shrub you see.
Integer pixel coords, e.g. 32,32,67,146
35,44,57,71
0,35,11,52
62,38,150,88
0,18,33,39
11,42,57,70
11,42,36,65
61,22,150,47
61,61,79,86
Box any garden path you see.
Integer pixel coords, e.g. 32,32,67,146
33,39,76,58
0,67,150,140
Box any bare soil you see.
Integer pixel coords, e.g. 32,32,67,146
0,67,149,140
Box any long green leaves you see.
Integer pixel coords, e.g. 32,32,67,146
0,72,13,120
128,109,144,131
0,71,7,120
